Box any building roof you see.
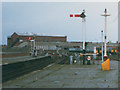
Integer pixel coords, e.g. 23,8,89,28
15,32,67,37
16,32,35,36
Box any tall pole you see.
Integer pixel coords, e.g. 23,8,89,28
82,17,86,65
81,10,86,65
105,11,107,57
70,10,86,64
31,40,32,51
101,9,110,61
101,30,104,62
82,18,86,50
34,34,36,50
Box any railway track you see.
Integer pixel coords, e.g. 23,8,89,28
2,55,69,83
2,56,53,82
58,56,69,64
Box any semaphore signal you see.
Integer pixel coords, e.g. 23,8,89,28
70,10,86,18
69,10,86,65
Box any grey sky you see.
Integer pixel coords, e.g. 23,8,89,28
2,2,118,45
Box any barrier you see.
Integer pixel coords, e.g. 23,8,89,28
101,59,110,71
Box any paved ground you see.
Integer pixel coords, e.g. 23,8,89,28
3,60,118,88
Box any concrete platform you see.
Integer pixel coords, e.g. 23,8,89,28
3,60,118,88
2,56,46,65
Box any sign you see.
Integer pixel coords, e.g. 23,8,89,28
30,40,34,42
87,56,91,60
19,40,23,42
94,47,96,54
28,37,32,40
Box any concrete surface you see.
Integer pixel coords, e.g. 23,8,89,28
3,60,118,88
2,56,46,65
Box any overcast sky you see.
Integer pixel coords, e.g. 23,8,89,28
2,2,118,45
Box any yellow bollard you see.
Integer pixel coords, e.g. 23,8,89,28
101,59,110,71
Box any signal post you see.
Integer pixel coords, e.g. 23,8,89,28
70,10,86,64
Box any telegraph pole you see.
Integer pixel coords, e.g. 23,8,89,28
101,9,110,61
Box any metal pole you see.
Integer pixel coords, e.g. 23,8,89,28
82,18,86,65
31,41,32,51
34,34,36,49
101,30,104,62
82,18,86,50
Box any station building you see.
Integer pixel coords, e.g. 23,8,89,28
7,32,67,47
7,32,118,54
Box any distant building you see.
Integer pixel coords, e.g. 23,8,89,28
7,32,67,47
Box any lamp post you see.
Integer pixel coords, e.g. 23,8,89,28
101,9,110,61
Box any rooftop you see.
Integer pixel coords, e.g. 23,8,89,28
15,32,67,37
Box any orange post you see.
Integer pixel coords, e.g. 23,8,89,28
101,59,110,71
